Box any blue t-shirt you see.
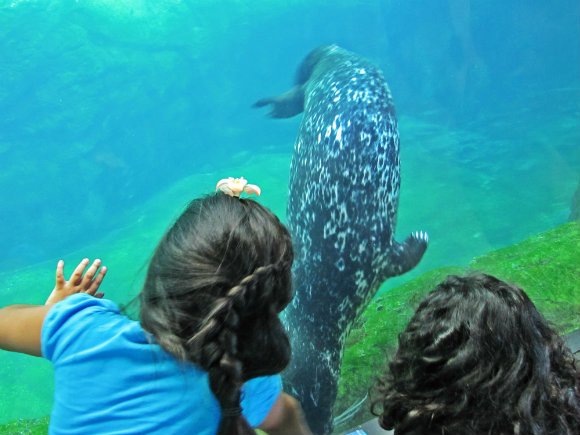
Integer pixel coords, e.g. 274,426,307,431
41,294,282,435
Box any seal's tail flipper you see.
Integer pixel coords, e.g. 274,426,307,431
252,85,305,119
383,231,429,279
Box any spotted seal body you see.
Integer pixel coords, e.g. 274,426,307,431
255,45,428,434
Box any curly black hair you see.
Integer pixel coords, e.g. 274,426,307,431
371,273,580,435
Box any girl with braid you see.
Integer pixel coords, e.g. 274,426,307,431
0,177,312,435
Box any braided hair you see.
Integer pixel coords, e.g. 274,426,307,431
371,273,580,435
140,193,293,435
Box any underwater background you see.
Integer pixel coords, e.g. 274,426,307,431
0,0,579,432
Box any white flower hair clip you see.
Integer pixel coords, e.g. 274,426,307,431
216,177,261,198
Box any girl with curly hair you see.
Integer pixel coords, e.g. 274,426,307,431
372,273,580,435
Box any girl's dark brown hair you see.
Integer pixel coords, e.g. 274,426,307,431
140,193,294,435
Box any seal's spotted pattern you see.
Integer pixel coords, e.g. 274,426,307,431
255,45,428,434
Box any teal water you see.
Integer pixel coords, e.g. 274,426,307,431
0,0,579,427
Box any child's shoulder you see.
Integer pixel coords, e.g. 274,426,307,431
42,294,132,361
47,293,122,326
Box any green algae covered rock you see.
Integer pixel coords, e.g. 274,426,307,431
333,221,580,432
0,417,49,435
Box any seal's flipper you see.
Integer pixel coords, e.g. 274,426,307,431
252,85,305,119
253,46,340,119
383,231,429,279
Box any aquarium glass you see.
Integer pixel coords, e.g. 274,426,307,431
0,0,579,432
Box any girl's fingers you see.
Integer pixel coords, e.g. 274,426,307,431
69,258,90,284
82,259,102,284
86,266,107,294
95,292,105,299
55,260,65,288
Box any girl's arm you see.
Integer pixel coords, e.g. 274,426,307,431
0,304,51,356
0,259,106,357
259,393,313,435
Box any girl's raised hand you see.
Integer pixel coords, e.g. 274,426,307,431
45,259,107,305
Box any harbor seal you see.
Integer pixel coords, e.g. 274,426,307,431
254,45,429,434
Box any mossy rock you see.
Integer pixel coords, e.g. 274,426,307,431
333,221,580,432
0,417,49,434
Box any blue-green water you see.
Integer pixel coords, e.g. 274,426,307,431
0,0,579,427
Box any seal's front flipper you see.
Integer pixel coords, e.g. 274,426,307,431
252,85,305,119
253,46,336,120
383,231,429,278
